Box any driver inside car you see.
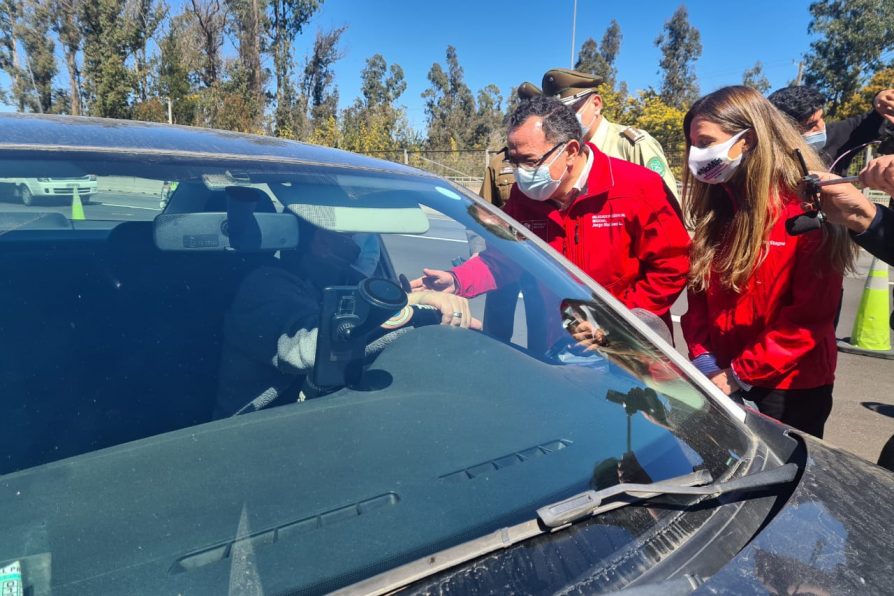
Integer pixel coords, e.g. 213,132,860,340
214,219,481,419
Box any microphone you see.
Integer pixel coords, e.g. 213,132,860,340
785,211,824,235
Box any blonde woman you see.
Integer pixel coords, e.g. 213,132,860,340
680,86,857,438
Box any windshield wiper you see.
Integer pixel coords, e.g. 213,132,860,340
538,462,798,528
335,463,798,596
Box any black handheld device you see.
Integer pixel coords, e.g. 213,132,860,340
785,148,826,236
312,277,407,389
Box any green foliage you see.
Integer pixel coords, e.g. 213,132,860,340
269,0,322,134
838,65,894,119
301,26,345,134
626,90,687,176
132,96,167,122
80,0,136,118
803,0,894,117
422,45,502,149
596,82,632,124
18,1,56,113
575,20,622,89
340,53,409,153
0,0,29,111
156,17,196,125
655,4,702,109
742,61,771,94
50,0,83,115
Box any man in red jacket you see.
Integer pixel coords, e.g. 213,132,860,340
412,96,690,332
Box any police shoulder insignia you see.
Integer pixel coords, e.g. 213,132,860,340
646,156,666,175
621,127,646,143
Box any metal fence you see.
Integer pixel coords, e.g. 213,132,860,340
359,149,491,192
357,145,892,204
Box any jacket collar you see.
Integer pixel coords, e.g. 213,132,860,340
571,142,614,204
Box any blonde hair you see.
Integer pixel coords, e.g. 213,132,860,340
681,86,856,292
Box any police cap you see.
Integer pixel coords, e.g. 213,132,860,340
517,82,541,100
542,68,604,105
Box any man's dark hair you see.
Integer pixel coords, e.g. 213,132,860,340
767,86,826,125
507,95,582,144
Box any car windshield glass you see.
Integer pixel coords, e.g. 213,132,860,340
0,150,753,594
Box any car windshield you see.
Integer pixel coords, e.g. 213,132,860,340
0,149,753,594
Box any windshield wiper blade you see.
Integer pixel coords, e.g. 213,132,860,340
538,462,798,528
335,463,798,596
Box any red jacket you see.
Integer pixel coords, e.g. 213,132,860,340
453,144,690,324
681,193,843,390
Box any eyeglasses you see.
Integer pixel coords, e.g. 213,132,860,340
507,142,567,171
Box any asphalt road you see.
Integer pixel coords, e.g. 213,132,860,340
8,195,892,464
0,191,162,222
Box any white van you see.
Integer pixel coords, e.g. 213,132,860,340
0,175,98,206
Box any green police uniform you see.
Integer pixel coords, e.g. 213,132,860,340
589,117,679,202
479,82,542,208
479,148,514,208
539,68,679,204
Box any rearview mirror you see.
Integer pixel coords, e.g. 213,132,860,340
153,212,299,252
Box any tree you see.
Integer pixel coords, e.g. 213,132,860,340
301,26,344,129
341,53,409,153
19,0,57,113
155,14,195,124
472,83,503,149
627,90,687,177
50,0,82,115
655,4,702,109
0,0,28,111
575,38,604,78
576,20,622,89
838,64,894,119
80,0,137,118
803,0,894,117
422,45,477,149
188,0,225,88
359,53,405,109
268,0,321,134
227,0,265,129
742,61,771,94
126,0,167,103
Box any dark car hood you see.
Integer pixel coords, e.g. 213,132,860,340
695,432,894,594
0,327,743,594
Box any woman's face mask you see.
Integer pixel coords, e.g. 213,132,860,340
688,129,750,184
513,142,568,201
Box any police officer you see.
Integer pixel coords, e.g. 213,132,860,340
479,82,541,207
537,68,680,203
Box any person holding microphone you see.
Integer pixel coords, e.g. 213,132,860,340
815,154,894,266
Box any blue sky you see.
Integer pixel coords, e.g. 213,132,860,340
0,1,845,130
299,0,816,129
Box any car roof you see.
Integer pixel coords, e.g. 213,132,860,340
0,113,423,176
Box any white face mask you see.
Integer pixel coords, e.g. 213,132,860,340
575,104,599,138
513,143,568,201
688,129,749,184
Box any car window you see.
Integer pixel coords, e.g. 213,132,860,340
0,151,753,594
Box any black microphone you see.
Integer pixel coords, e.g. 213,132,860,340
785,212,824,235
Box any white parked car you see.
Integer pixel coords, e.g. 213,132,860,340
0,175,97,205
